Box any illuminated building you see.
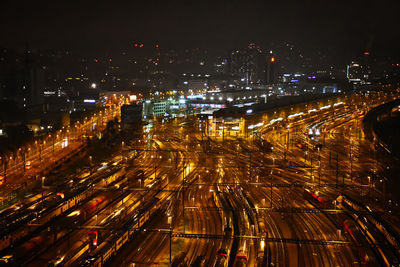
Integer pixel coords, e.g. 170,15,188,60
347,57,372,85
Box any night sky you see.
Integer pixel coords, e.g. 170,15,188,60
1,0,399,59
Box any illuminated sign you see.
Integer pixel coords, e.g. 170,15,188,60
83,99,96,103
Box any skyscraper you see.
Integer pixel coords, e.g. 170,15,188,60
266,52,277,84
228,43,266,86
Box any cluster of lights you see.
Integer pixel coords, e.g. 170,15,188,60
269,117,283,124
288,112,304,119
248,122,263,129
333,102,343,106
308,128,320,136
320,105,331,110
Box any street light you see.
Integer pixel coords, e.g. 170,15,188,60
168,214,173,264
317,146,321,185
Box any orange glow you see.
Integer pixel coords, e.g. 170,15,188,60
270,57,275,63
364,52,369,55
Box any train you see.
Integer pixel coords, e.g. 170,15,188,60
0,193,61,251
0,167,125,258
213,189,234,267
338,193,400,251
81,197,161,266
62,239,90,266
0,192,116,266
240,188,270,266
55,190,142,266
191,254,206,267
228,190,250,267
214,227,233,267
340,217,370,265
233,249,248,267
303,188,326,208
256,216,269,267
337,193,400,266
171,251,187,267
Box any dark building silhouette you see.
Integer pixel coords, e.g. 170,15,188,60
228,43,266,86
0,49,44,111
266,53,277,84
121,103,143,130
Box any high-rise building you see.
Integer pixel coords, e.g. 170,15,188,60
347,61,371,84
228,43,266,86
121,103,143,130
347,52,374,85
266,53,277,84
214,57,229,74
0,49,44,110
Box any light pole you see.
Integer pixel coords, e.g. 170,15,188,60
310,153,313,181
222,120,225,141
318,146,321,185
51,134,55,155
168,214,172,264
41,176,46,198
18,148,26,173
284,125,290,161
182,166,186,234
349,137,353,183
4,156,11,182
336,154,339,188
0,156,6,182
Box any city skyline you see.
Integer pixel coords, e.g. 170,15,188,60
1,1,400,266
1,0,400,63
